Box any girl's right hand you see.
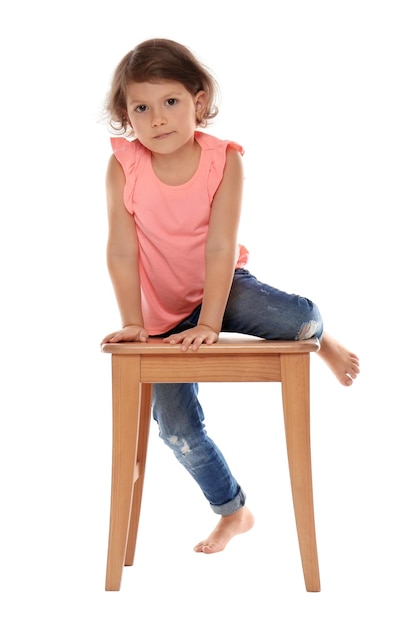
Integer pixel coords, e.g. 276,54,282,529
101,325,149,345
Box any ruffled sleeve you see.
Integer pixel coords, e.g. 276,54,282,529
110,137,143,215
195,132,244,200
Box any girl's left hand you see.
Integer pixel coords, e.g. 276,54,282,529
163,324,219,352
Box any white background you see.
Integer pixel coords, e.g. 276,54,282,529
1,1,418,624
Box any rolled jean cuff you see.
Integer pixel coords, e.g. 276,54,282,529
210,487,246,516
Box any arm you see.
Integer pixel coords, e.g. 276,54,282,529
101,155,149,345
164,147,244,350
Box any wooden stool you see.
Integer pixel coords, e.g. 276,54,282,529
101,336,321,592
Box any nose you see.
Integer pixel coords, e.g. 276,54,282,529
151,110,167,127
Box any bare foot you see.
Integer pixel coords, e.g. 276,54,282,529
193,506,255,554
318,332,360,386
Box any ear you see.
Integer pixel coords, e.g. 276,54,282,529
194,90,208,121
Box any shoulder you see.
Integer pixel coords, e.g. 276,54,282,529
195,131,244,156
196,132,244,199
106,152,126,204
110,137,148,166
106,151,125,182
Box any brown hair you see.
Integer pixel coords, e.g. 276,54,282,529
106,38,220,136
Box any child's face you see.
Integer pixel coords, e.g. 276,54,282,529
125,80,206,153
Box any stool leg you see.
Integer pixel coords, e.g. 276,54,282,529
281,353,321,592
105,355,142,591
125,382,152,566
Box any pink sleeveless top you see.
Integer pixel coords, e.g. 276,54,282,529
111,131,249,334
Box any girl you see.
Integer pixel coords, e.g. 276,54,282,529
101,38,360,554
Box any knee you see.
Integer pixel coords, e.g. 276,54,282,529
294,298,323,340
166,434,192,455
296,319,323,340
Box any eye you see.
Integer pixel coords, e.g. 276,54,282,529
165,98,178,106
135,104,148,113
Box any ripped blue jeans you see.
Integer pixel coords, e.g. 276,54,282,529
152,269,323,516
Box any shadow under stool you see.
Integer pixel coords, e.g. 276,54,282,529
101,335,321,592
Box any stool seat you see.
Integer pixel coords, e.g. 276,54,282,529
102,336,321,591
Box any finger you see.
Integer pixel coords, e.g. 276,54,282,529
109,333,124,343
180,337,194,351
203,336,215,345
102,334,117,344
190,336,206,351
101,332,116,344
163,333,181,344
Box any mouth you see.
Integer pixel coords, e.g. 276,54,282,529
153,131,174,140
